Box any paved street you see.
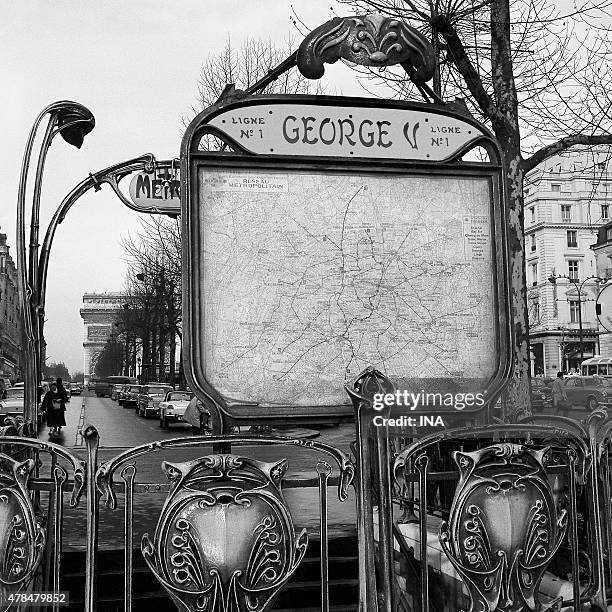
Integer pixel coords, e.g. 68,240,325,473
41,393,357,549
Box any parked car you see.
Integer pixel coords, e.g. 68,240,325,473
564,375,612,410
93,376,137,398
158,391,195,429
111,384,124,401
116,384,130,406
531,377,554,412
122,385,142,409
136,384,174,418
0,387,25,422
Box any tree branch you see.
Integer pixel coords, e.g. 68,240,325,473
436,16,508,130
523,133,612,171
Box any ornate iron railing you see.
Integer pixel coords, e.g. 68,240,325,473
5,409,612,610
93,435,354,612
0,431,88,612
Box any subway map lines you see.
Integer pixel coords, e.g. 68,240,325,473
199,170,495,406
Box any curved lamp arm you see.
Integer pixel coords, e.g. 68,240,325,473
36,153,159,317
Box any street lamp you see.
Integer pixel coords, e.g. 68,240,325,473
17,101,94,429
548,274,605,365
17,103,180,432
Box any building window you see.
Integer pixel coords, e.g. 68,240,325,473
561,205,571,221
531,262,538,286
569,300,581,323
607,228,612,241
552,183,561,192
603,204,610,220
530,234,536,251
532,298,540,321
568,260,579,280
567,230,577,248
530,207,536,223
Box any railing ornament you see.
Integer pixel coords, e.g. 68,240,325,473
0,454,46,608
439,444,567,612
141,454,308,612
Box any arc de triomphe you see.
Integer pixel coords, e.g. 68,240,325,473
80,292,126,385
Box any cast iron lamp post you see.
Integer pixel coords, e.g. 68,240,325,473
17,101,95,429
17,101,179,431
548,274,605,365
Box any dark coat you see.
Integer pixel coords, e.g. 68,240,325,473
42,390,66,427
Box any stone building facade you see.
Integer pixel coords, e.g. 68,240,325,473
525,149,612,375
80,292,126,385
0,232,22,382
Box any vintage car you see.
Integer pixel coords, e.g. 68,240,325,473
530,377,553,412
122,384,142,409
158,391,194,429
0,387,25,423
564,375,612,410
110,384,124,401
136,384,173,418
70,382,82,396
116,384,130,406
93,376,137,398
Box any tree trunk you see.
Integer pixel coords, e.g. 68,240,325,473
169,332,176,385
500,143,532,418
178,348,186,390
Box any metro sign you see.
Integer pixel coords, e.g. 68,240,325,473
128,167,180,214
207,100,489,161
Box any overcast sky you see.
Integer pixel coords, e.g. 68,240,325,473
0,0,370,374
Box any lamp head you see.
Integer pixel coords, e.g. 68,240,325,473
548,276,557,284
57,103,95,149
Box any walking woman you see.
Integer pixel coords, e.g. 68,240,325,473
42,382,66,436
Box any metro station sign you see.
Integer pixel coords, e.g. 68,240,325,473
128,167,180,214
207,99,489,161
181,95,512,423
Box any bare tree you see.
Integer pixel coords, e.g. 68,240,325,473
192,36,322,112
335,0,612,416
121,217,182,384
185,36,326,151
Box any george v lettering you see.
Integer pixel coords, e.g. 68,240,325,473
281,115,395,148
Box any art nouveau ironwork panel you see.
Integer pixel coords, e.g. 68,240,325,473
392,423,599,612
95,435,354,612
296,14,436,82
344,365,602,612
0,432,88,611
439,444,567,612
140,455,308,612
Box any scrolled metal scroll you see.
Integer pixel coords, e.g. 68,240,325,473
438,444,568,612
141,454,308,612
96,435,354,509
0,454,46,610
297,14,436,82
